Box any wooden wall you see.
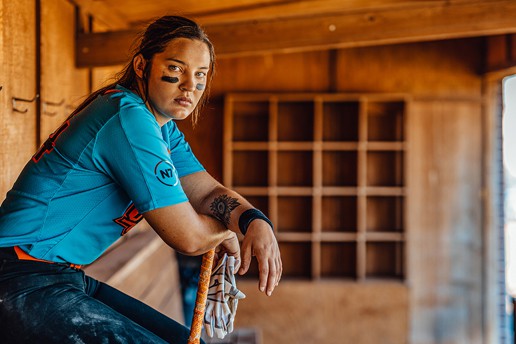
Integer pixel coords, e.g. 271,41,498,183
178,38,486,344
0,0,123,203
84,226,184,323
0,0,90,197
237,280,408,344
408,99,483,343
40,0,89,140
0,2,496,343
0,0,37,197
0,0,184,325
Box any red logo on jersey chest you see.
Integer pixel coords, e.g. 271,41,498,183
114,203,143,236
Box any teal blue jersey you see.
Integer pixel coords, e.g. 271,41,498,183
0,85,204,265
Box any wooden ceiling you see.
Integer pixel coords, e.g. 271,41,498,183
73,0,516,67
75,0,444,27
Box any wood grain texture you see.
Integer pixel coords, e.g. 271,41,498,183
90,15,126,93
99,0,287,25
212,51,331,97
0,0,37,198
203,0,516,56
192,0,457,25
208,38,486,343
91,66,122,91
40,0,89,141
407,99,483,343
76,0,516,66
0,0,493,340
87,231,185,322
486,34,516,72
70,0,128,29
75,0,495,27
235,280,408,344
335,38,484,97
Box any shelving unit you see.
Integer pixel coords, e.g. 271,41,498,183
224,93,407,281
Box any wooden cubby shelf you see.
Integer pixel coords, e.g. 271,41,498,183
224,93,408,281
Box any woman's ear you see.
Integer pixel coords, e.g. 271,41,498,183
133,54,146,78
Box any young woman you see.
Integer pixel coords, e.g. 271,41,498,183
0,16,281,343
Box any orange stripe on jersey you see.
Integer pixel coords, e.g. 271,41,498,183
103,89,123,95
14,246,82,269
14,246,51,263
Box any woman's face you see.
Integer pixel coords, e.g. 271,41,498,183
141,38,211,125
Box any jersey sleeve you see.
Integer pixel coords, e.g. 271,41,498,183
163,121,205,177
93,98,189,213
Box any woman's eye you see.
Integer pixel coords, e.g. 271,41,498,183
196,71,207,78
168,65,181,72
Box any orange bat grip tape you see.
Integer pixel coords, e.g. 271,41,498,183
187,249,215,344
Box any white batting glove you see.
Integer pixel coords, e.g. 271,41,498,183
203,253,245,339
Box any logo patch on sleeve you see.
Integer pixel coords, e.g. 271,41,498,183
114,203,143,236
154,160,179,186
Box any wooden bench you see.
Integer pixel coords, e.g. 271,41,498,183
83,222,184,324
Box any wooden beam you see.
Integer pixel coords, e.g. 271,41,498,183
208,0,516,56
77,0,516,67
77,30,135,67
118,0,291,26
70,0,129,30
486,34,516,73
193,0,460,25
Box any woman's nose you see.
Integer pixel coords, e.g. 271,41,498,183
179,76,196,92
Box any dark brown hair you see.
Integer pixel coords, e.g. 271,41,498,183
71,15,215,124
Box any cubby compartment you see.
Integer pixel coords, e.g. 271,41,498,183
321,242,357,278
277,151,313,186
225,94,407,281
277,101,314,141
279,242,312,278
322,101,359,141
367,151,404,186
277,196,312,233
366,242,404,279
233,101,269,141
366,196,404,232
244,196,269,217
322,151,358,186
321,196,357,232
232,151,268,187
367,101,404,141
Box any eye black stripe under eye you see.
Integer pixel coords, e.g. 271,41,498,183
162,76,179,83
196,84,205,91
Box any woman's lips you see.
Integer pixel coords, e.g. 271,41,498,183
174,96,192,107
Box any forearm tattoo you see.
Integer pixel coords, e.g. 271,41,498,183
210,195,241,228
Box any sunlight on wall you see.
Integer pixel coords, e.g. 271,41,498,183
503,75,516,297
504,76,516,177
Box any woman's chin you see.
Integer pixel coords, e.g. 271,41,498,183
168,107,192,120
170,113,190,121
156,110,190,123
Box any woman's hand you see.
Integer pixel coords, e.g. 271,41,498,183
215,231,241,270
238,220,282,296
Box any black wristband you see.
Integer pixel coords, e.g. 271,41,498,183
238,209,274,235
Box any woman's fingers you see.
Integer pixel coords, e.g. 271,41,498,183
237,221,282,296
238,239,252,275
